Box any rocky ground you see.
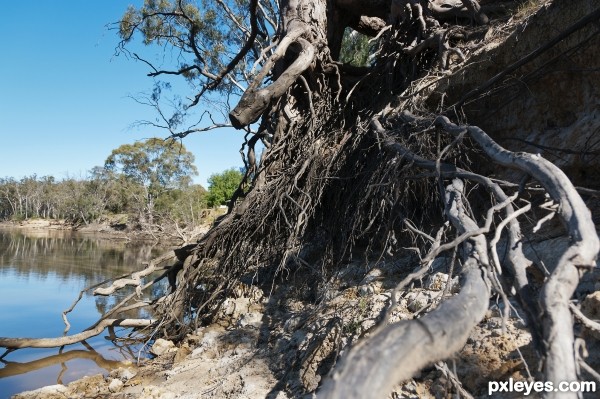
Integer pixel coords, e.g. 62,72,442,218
13,229,600,399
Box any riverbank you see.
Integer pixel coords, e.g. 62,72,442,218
9,230,600,399
0,218,211,245
0,219,129,239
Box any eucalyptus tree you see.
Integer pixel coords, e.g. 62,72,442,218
0,178,18,218
104,137,198,224
2,1,599,398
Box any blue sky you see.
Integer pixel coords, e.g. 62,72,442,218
0,1,245,188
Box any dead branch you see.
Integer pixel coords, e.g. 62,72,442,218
570,303,600,334
435,361,475,399
94,251,175,296
0,319,155,350
61,274,130,334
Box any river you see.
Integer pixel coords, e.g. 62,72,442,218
0,226,171,398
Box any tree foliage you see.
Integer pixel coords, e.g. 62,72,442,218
206,168,243,207
339,28,371,66
104,138,197,193
0,139,205,232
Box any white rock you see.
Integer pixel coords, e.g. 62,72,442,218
358,284,375,297
238,312,263,328
13,385,67,398
406,291,431,312
108,378,124,393
191,346,206,358
140,386,177,399
360,268,383,285
110,366,137,381
283,315,302,332
150,338,175,356
424,272,449,291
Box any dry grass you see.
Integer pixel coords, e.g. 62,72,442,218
515,0,546,19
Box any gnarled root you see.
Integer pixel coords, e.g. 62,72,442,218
230,31,316,128
320,178,491,399
320,114,599,398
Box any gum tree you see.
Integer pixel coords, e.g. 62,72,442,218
105,137,198,224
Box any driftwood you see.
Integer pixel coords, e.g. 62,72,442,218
0,319,155,350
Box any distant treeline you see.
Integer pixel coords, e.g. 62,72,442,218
0,138,244,232
0,171,207,228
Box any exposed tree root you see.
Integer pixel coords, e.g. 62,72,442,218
319,108,599,396
3,2,600,398
320,179,491,398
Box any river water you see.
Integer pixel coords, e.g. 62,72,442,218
0,227,170,398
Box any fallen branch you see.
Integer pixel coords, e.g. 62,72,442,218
94,251,175,296
0,319,155,350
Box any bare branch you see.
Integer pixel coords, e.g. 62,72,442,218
0,319,155,350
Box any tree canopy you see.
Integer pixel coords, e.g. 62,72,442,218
104,138,198,192
205,168,244,207
0,139,208,235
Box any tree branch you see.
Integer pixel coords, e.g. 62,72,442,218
0,319,155,350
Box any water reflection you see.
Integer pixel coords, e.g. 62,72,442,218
0,348,123,380
0,227,171,398
0,229,157,282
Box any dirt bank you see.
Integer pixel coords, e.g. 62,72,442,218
0,219,130,239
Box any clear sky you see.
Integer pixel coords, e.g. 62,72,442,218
0,1,245,188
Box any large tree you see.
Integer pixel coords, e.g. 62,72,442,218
205,167,244,207
2,1,599,398
105,137,198,224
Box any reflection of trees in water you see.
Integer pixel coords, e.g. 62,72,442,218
0,228,166,390
0,228,171,320
0,229,167,282
0,348,125,380
0,338,140,387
